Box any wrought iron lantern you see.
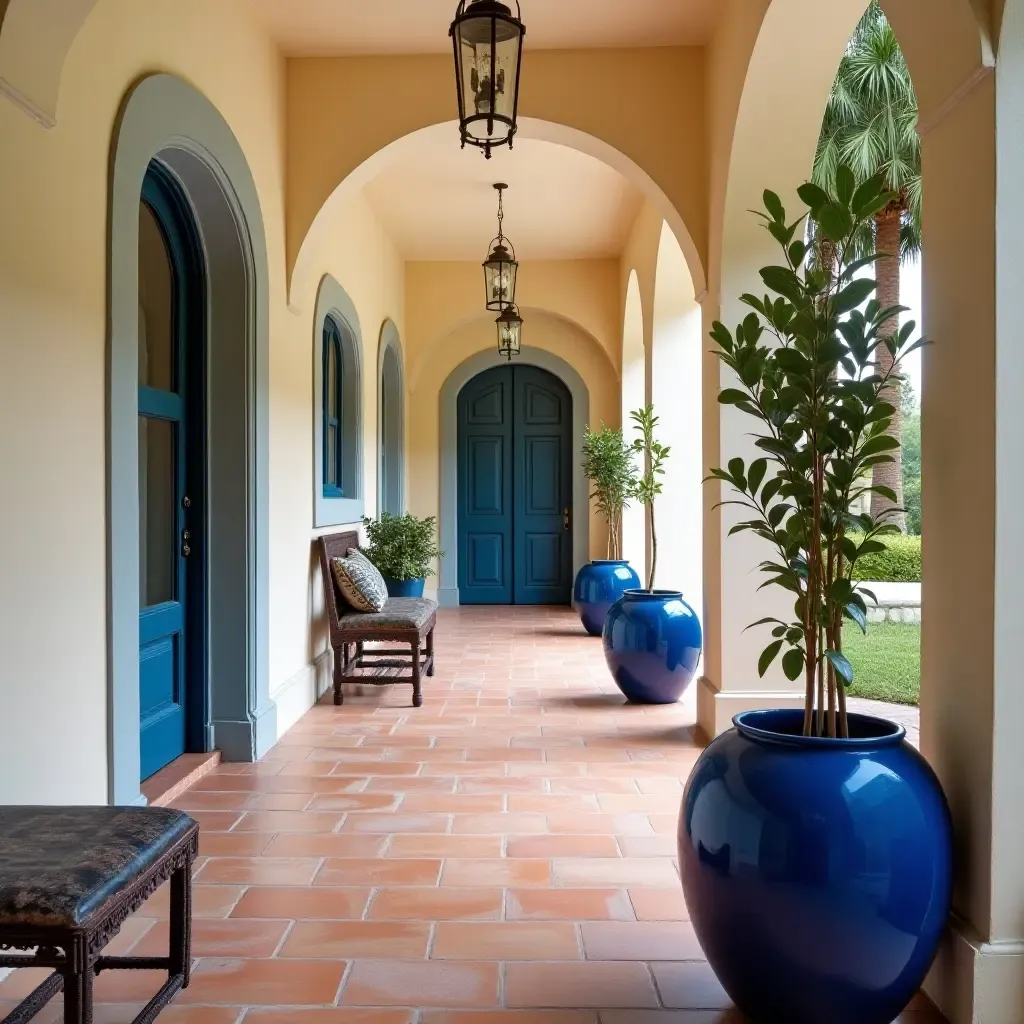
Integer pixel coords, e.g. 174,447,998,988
496,304,523,361
450,0,525,159
483,183,518,312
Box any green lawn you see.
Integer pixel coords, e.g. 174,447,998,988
843,622,921,706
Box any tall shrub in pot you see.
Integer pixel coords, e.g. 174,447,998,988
572,425,642,636
679,169,951,1024
361,513,443,598
602,404,702,703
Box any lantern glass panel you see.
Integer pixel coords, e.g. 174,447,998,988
484,256,517,311
455,12,522,143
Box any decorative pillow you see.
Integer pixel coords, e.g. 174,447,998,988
331,549,388,613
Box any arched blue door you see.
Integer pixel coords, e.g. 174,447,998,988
457,365,573,605
138,163,206,781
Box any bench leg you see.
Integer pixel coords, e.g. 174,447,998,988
333,646,345,705
426,628,435,677
169,861,191,987
411,637,423,708
62,942,92,1024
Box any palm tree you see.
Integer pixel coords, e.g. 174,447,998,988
812,0,920,532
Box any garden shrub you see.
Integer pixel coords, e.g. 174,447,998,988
849,533,921,582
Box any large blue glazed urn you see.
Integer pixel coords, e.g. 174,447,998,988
383,576,426,598
573,560,642,636
679,709,953,1024
601,589,702,703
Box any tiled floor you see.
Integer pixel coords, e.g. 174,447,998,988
0,606,941,1023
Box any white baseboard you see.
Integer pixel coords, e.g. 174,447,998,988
271,651,332,738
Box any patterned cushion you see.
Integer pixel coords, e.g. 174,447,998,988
331,549,388,612
0,806,197,928
337,597,438,632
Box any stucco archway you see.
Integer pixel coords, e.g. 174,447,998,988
108,73,273,803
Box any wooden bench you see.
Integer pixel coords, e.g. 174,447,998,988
318,530,437,707
0,805,198,1024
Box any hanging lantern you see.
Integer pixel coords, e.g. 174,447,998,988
450,0,525,159
483,183,518,312
496,304,523,361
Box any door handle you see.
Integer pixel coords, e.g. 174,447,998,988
563,507,570,531
181,529,191,558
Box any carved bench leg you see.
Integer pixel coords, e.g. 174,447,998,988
411,637,423,708
426,628,435,677
169,861,191,987
63,937,92,1024
334,645,346,705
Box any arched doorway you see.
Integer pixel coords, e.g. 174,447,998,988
457,364,573,605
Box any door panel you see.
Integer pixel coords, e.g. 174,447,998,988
138,163,204,781
513,367,572,604
458,367,513,603
457,365,572,606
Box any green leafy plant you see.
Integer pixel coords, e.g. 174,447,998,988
849,533,920,582
629,404,670,591
361,513,443,581
708,166,927,738
581,424,639,560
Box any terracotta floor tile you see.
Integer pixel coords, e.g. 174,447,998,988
137,883,245,919
506,835,619,859
651,961,733,1009
189,810,244,831
439,858,550,887
244,1011,415,1023
263,833,387,858
400,794,505,813
369,887,504,921
457,777,546,794
135,918,289,958
199,831,275,857
195,857,321,885
281,920,430,958
306,793,401,811
387,834,504,859
508,794,600,813
234,810,344,832
342,812,451,833
231,886,370,920
315,857,442,886
506,889,635,921
616,835,679,857
367,776,457,792
504,962,660,1008
342,960,499,1008
452,813,547,834
547,813,655,836
629,887,691,921
421,1014,597,1024
552,858,680,888
581,921,704,961
432,922,581,960
177,958,346,1005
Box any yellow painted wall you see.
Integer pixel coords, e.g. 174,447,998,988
270,191,405,734
0,0,287,803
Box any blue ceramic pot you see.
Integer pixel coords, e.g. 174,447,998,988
383,576,425,598
601,589,702,703
679,709,953,1024
573,560,642,636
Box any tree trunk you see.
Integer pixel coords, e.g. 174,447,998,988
870,208,907,532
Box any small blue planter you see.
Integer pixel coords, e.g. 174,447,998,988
383,576,425,598
602,589,702,703
573,560,642,636
679,709,953,1024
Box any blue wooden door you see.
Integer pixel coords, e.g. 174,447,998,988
457,365,572,605
512,366,573,604
138,164,205,781
458,366,514,603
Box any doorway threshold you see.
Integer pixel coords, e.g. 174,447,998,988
141,751,221,807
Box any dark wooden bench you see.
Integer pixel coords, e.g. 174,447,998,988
318,530,437,707
0,806,198,1024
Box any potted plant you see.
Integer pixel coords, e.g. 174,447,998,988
602,404,702,703
573,424,642,635
679,170,951,1024
360,513,443,598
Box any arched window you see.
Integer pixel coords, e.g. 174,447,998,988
323,316,345,497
